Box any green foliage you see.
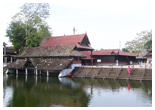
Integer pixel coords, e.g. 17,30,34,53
122,48,129,52
125,30,152,53
6,21,26,54
144,39,152,51
5,3,52,53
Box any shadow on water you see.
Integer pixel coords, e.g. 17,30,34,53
3,74,152,107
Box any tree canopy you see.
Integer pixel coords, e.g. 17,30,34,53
5,3,52,53
125,30,152,53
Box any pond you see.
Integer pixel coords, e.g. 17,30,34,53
3,74,152,107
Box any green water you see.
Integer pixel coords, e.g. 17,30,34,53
3,74,152,107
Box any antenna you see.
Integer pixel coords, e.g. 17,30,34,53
73,27,78,34
119,41,121,51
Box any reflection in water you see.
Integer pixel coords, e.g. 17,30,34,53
3,74,152,107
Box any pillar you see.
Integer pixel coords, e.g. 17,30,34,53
40,70,41,75
11,56,12,63
5,57,7,65
25,68,28,75
91,50,93,65
16,69,18,75
47,70,49,77
35,69,38,76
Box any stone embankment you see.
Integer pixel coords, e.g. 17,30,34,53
71,65,152,81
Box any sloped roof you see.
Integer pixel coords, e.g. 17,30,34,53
93,49,138,56
144,51,152,57
30,58,73,70
40,33,94,51
6,59,27,69
16,45,86,58
81,49,138,58
41,33,89,46
80,51,92,59
3,47,16,55
137,49,148,57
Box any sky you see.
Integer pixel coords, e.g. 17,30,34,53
1,0,153,50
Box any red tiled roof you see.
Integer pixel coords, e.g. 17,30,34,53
81,49,138,58
118,51,138,56
80,51,92,59
41,33,90,46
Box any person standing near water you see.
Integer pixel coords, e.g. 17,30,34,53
128,66,131,74
139,61,141,67
116,60,119,66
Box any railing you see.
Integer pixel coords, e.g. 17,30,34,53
84,66,93,78
91,66,102,79
114,65,123,80
140,65,146,82
103,65,112,79
72,67,83,78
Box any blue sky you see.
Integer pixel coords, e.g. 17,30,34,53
1,0,152,50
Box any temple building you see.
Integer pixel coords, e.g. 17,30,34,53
5,45,86,76
40,33,94,65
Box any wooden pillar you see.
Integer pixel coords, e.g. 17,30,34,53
35,69,38,76
11,56,12,63
16,68,18,75
35,66,38,75
5,57,7,65
91,50,93,65
47,70,49,77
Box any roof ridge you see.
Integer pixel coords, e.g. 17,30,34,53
51,33,86,37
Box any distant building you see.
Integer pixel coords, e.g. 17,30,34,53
3,42,16,65
136,49,148,63
144,50,152,63
81,49,138,65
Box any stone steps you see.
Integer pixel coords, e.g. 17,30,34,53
72,67,152,80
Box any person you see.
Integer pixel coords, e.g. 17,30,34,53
128,66,131,74
148,61,151,69
139,61,141,67
130,61,132,65
116,60,119,66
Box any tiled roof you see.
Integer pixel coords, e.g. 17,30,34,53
17,45,86,58
144,51,152,57
81,49,138,58
6,59,27,69
3,47,16,55
30,58,73,70
40,33,94,51
80,51,92,59
41,33,89,46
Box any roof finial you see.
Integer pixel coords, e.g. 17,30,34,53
73,27,75,35
73,27,78,35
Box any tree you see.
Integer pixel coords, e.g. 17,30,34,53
125,30,152,53
11,3,52,47
144,39,152,51
6,21,26,54
122,48,129,52
5,3,52,52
